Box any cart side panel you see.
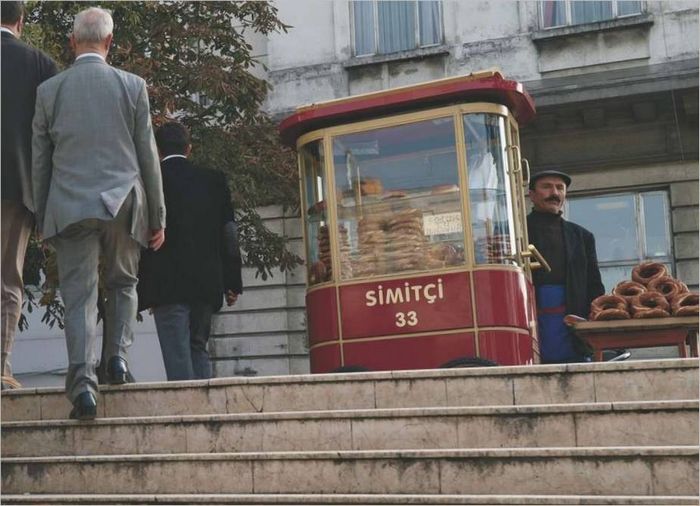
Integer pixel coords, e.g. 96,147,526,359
338,271,473,340
309,343,342,374
341,332,477,371
307,286,340,347
473,269,529,329
478,330,534,365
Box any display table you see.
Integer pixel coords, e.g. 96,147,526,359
573,316,699,361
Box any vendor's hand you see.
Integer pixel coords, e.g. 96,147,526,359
225,290,239,306
149,228,165,251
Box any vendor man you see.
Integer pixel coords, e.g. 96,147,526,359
527,170,604,363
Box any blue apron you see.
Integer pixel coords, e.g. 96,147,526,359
536,284,581,363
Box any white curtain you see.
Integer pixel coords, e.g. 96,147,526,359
353,1,376,56
419,1,441,46
571,1,612,24
378,1,416,54
541,1,567,28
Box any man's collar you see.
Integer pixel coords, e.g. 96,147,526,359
75,52,106,62
0,27,17,38
161,154,188,163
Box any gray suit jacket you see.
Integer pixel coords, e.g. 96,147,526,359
32,55,165,246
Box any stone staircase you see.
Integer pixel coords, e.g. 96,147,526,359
1,359,698,505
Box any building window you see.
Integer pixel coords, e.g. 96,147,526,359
565,190,673,292
540,1,642,29
352,1,443,57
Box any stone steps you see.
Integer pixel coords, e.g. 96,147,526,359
2,493,699,505
3,359,697,421
2,359,698,504
2,400,697,457
3,447,698,496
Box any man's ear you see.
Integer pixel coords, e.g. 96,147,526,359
184,144,192,157
69,34,76,54
104,33,113,53
16,15,24,36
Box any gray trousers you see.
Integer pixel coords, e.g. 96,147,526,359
1,200,34,378
153,303,213,381
51,196,140,402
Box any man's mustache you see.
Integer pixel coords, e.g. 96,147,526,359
545,196,561,203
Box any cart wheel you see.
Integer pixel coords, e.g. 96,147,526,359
330,365,370,373
440,357,498,368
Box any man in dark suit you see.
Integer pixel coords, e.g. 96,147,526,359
527,170,605,363
1,1,57,389
138,121,243,381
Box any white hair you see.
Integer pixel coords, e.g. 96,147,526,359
73,7,113,43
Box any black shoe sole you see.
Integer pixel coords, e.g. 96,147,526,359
70,407,97,421
108,372,128,385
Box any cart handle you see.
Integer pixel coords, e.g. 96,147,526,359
521,157,531,187
522,244,551,272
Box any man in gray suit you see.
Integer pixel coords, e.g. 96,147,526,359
32,7,166,420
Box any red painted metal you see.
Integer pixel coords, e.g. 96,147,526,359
309,344,342,373
340,332,477,372
338,272,472,340
478,330,534,366
473,270,529,329
306,286,339,346
279,73,536,147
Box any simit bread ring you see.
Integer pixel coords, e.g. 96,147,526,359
671,292,699,317
612,281,646,301
630,292,670,319
631,262,668,286
648,276,686,302
589,295,630,321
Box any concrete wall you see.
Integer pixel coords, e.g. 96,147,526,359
262,0,699,115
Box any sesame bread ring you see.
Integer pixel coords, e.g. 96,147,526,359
612,281,646,301
631,262,668,286
630,292,670,318
671,292,699,317
648,276,685,302
590,308,631,321
590,295,629,321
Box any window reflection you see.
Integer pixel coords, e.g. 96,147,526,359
301,140,331,285
333,117,465,279
464,113,517,265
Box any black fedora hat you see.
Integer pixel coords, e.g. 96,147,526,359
529,170,572,190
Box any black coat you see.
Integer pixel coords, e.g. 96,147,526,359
1,31,57,207
137,157,243,312
527,212,605,318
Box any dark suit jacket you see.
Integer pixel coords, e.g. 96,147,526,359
137,157,243,312
1,31,57,209
527,212,605,318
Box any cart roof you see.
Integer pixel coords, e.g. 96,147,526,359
278,70,536,148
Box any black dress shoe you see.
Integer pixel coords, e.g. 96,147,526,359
107,356,129,385
69,391,97,421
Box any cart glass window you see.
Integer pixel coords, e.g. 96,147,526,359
333,117,466,280
301,140,331,285
463,113,517,265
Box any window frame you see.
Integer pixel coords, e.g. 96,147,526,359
539,0,644,30
564,188,674,291
351,0,444,58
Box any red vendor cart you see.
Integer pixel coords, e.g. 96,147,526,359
279,70,550,373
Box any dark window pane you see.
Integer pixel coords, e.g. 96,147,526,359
567,194,638,262
378,1,416,54
571,1,612,24
541,1,567,28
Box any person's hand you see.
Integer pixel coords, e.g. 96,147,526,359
225,290,239,306
149,228,165,250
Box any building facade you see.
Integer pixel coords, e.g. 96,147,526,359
210,0,699,376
